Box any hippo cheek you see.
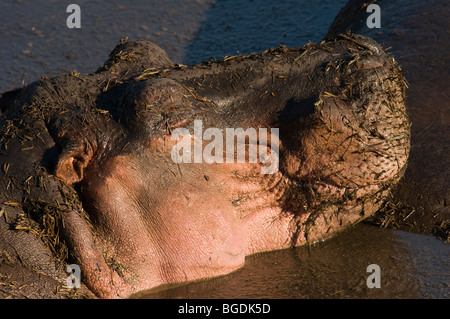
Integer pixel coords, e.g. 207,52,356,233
79,152,246,296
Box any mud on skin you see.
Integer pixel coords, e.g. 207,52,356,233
325,0,450,241
0,34,410,298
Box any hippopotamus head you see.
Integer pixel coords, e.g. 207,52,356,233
0,34,410,298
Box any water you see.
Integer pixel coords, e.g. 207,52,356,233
1,0,448,299
0,0,212,92
136,224,449,299
0,0,347,92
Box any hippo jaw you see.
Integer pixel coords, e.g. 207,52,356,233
74,140,249,298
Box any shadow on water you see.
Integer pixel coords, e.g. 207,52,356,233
183,0,349,65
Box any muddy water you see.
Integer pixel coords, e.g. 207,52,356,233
136,224,449,299
1,0,448,299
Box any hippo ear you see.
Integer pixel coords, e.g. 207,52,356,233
55,140,95,185
49,109,119,186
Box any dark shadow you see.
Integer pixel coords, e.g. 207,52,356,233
0,88,22,114
40,145,60,172
277,97,316,123
183,0,348,65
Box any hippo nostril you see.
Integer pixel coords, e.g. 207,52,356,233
277,97,316,123
337,34,382,55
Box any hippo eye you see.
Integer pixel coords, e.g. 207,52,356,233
277,97,316,123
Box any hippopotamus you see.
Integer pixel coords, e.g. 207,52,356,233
0,33,410,298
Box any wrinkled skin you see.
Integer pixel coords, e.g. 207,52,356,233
326,0,449,239
0,34,410,298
